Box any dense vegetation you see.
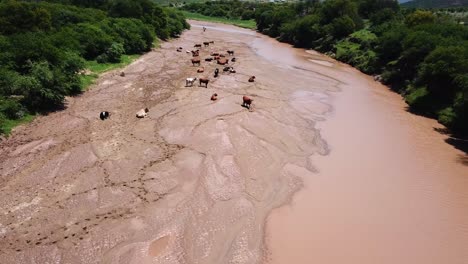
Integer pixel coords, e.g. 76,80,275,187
181,1,257,21
181,10,256,29
0,0,188,135
402,0,468,9
181,0,468,136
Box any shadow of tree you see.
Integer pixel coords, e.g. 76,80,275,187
445,137,468,167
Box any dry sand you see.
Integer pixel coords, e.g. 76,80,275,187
0,21,333,263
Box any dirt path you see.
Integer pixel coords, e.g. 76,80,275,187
0,21,337,263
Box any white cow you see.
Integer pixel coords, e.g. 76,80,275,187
186,77,197,87
136,108,149,118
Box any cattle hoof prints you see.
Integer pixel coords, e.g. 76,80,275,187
0,208,136,253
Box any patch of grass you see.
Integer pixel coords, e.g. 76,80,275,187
181,11,256,29
79,54,140,90
1,114,36,136
85,54,140,74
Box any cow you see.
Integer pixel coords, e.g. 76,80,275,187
199,78,209,88
209,41,214,44
205,57,213,62
210,52,219,56
231,57,236,62
194,44,202,48
223,67,236,73
203,27,206,32
214,68,219,78
248,76,256,82
120,72,125,77
242,96,253,109
191,58,201,66
217,58,228,65
203,41,210,47
191,50,199,57
136,108,149,118
186,77,197,87
211,93,218,101
176,47,183,52
227,50,234,56
99,111,110,120
197,67,205,73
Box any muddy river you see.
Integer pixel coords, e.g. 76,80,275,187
0,21,467,264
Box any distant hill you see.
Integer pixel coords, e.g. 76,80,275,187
401,0,468,8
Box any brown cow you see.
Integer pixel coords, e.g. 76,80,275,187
191,58,201,66
217,58,228,65
203,42,210,47
199,78,209,88
205,57,213,62
227,50,234,56
197,67,205,73
211,93,218,101
248,76,256,82
242,96,253,109
194,44,202,48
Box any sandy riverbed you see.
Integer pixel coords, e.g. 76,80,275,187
0,21,334,263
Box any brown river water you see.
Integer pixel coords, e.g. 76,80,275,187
257,33,468,264
0,21,467,264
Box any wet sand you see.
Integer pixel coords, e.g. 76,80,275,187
1,21,467,264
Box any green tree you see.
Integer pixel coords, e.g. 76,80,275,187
0,0,52,35
417,46,467,99
329,15,356,39
405,10,435,27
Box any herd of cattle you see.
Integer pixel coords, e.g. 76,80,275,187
99,34,255,121
181,40,255,110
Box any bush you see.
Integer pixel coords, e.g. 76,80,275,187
105,42,125,63
0,97,25,119
70,23,113,59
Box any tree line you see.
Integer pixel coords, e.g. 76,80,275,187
0,0,189,134
181,0,256,21
179,0,468,136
